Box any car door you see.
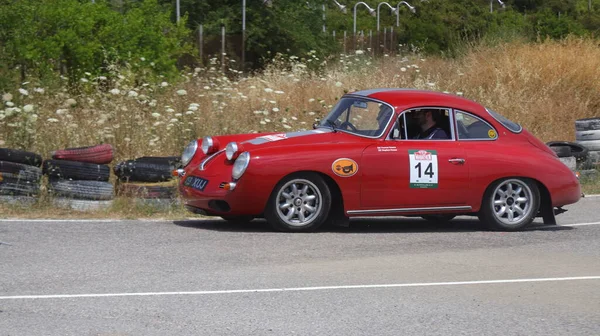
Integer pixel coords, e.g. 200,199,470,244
359,108,470,210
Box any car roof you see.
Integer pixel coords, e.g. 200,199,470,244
346,88,486,114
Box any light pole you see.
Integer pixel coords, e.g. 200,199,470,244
354,1,376,36
377,2,398,32
395,1,415,26
176,0,180,22
323,0,347,33
490,0,505,13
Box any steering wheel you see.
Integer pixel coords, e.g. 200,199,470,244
339,121,358,132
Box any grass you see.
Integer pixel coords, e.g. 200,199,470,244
0,37,599,218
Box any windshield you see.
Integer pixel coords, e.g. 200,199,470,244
317,97,394,138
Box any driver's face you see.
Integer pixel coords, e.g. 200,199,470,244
411,111,427,126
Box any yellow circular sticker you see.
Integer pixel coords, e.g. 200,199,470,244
332,158,358,177
488,129,497,138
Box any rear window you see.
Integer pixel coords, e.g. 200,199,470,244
485,107,522,133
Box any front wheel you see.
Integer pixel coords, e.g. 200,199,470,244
264,173,332,232
478,177,540,231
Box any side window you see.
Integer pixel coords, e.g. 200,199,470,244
455,110,498,140
402,108,453,140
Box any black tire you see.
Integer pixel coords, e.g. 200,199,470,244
0,177,40,196
575,130,600,141
421,214,456,222
576,139,600,151
51,143,114,164
575,117,600,131
135,156,182,168
48,179,114,200
478,177,540,231
0,161,42,182
264,172,332,232
546,141,587,159
42,159,110,181
0,148,42,167
220,215,255,224
113,160,176,183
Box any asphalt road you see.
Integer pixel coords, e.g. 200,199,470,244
1,196,600,335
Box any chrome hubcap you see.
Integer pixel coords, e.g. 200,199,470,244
276,179,322,227
492,179,533,225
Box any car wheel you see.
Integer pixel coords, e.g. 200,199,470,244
220,215,254,224
478,178,540,231
421,214,456,222
265,173,331,232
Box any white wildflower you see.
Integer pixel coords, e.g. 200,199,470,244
128,90,138,97
0,140,4,145
160,82,169,87
5,102,14,107
335,82,342,87
170,118,178,123
23,104,34,113
265,118,271,123
177,89,187,96
175,113,182,117
2,93,12,101
291,116,298,120
166,108,175,113
151,113,161,118
149,100,157,107
80,78,89,83
185,111,194,115
260,120,267,125
124,137,131,142
110,88,120,95
56,109,67,115
47,118,59,123
264,88,273,93
275,90,284,94
400,67,407,72
272,107,279,112
19,88,29,96
308,98,315,103
34,88,45,94
188,105,198,111
283,124,291,129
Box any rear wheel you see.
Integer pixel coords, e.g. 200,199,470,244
478,177,540,231
264,172,331,232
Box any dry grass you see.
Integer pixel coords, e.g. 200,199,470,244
1,37,599,218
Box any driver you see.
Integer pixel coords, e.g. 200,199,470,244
411,109,449,139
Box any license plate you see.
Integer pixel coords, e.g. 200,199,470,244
184,176,209,191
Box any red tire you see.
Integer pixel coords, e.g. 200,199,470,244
51,144,114,164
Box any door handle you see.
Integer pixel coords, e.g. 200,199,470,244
448,158,465,164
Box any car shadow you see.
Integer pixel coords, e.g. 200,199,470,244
173,216,574,234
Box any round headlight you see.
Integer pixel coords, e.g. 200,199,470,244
225,142,239,161
232,152,250,179
181,140,198,167
201,136,213,154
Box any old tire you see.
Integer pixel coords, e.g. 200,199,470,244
113,159,175,183
51,144,114,164
546,141,587,159
48,179,114,200
478,177,540,231
576,139,600,151
0,177,40,196
264,172,331,232
42,159,110,181
0,148,42,167
0,161,42,182
575,117,600,132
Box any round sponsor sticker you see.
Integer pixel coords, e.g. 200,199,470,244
332,158,358,177
488,129,496,138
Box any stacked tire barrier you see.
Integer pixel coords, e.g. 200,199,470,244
43,144,115,211
546,117,600,180
0,148,43,205
113,156,181,209
575,117,600,176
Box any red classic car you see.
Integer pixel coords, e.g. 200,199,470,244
175,88,582,232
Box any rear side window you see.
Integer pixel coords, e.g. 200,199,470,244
455,110,497,140
486,107,522,133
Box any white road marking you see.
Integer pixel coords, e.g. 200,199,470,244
560,221,600,227
2,276,600,300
